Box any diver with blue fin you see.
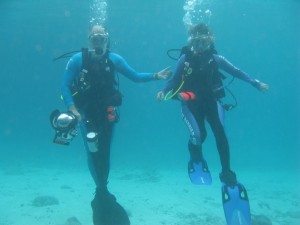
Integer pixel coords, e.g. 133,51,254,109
157,23,269,225
51,25,171,225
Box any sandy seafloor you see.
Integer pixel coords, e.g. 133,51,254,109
1,164,299,225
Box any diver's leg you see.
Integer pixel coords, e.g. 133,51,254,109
80,120,113,188
206,100,235,182
215,102,238,185
207,101,251,224
79,106,129,225
217,101,225,127
87,122,129,225
182,103,212,185
181,103,202,160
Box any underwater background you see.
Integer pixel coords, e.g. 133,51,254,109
0,0,299,188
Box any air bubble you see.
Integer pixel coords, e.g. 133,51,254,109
182,0,213,28
90,0,108,26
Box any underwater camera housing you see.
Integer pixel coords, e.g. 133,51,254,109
50,110,78,145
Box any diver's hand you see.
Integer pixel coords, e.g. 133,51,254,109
258,82,269,91
254,80,269,92
68,105,82,122
154,67,172,80
156,91,165,101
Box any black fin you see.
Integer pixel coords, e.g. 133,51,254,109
91,188,130,225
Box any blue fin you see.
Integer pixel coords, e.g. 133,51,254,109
188,160,212,185
222,183,251,225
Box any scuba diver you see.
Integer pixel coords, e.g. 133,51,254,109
51,25,171,225
157,23,268,225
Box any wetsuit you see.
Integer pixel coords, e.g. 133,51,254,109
163,49,260,176
62,51,155,189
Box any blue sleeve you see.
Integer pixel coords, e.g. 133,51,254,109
61,53,82,107
163,55,186,93
214,54,259,87
109,53,155,82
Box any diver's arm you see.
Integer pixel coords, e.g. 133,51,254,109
110,53,171,82
61,53,82,114
110,53,155,82
157,55,185,101
163,55,185,93
214,54,268,90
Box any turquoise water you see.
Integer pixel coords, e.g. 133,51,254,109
0,0,299,176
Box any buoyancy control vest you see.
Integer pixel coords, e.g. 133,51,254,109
71,48,122,109
180,46,225,100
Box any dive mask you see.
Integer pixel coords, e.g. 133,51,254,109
189,34,212,53
89,33,108,48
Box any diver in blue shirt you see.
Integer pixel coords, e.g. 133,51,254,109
157,23,268,225
59,25,171,225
